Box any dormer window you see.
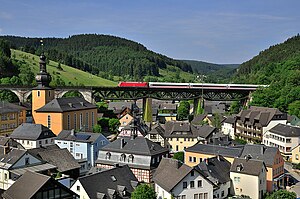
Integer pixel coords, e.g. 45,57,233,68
120,153,126,162
128,154,134,163
106,152,111,160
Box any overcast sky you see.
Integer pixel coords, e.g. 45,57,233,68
0,0,299,64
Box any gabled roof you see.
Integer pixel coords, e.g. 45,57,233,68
268,123,300,137
185,144,243,158
191,114,207,125
0,136,24,150
3,171,78,199
10,123,56,141
0,148,27,169
230,158,265,176
223,116,236,124
35,97,96,113
56,130,108,144
148,123,165,137
154,158,197,192
197,155,231,185
164,121,216,138
236,106,286,127
28,145,80,173
0,101,26,114
239,144,279,167
101,136,169,156
78,165,138,199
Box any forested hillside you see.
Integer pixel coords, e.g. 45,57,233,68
234,35,300,117
0,34,192,81
182,60,238,83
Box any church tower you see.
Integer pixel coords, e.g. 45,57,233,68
32,54,55,123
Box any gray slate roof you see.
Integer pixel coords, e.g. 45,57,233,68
191,114,207,125
10,123,56,141
223,116,236,124
230,158,265,176
2,171,78,199
164,121,216,139
0,101,26,114
269,123,300,137
35,97,96,113
236,106,286,127
239,144,278,167
101,136,169,156
153,158,194,192
0,148,27,169
56,130,108,144
197,155,231,185
28,145,80,173
185,144,243,158
78,165,138,199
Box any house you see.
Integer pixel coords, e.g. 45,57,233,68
191,114,207,125
287,115,300,127
235,106,287,142
153,158,214,199
71,164,138,199
230,158,267,199
118,118,148,138
108,101,139,119
96,135,169,183
185,144,243,166
222,116,236,139
291,144,300,164
146,123,166,147
10,123,56,149
119,112,134,130
0,101,26,133
196,155,231,199
2,171,78,199
0,148,57,190
263,124,300,160
240,144,284,192
164,121,217,152
32,55,98,135
28,145,81,179
0,136,24,154
55,130,109,167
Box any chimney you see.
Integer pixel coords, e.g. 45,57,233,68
80,102,84,106
217,155,220,161
71,129,75,136
204,158,209,165
68,103,73,108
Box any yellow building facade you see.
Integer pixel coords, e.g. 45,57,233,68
292,144,300,164
0,102,26,134
32,54,97,135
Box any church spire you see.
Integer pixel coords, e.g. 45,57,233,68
35,53,52,88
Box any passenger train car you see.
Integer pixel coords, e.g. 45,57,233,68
118,82,267,90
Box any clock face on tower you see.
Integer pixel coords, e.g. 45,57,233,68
36,75,42,81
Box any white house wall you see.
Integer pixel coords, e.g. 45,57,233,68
71,180,90,199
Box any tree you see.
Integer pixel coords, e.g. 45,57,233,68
173,152,184,162
108,118,120,133
229,101,241,114
265,190,296,199
195,98,204,116
143,98,152,123
131,184,156,199
177,101,190,120
212,113,222,129
288,100,300,118
93,124,102,133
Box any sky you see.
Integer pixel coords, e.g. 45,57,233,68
0,0,299,64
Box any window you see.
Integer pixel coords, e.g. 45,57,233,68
67,114,70,129
234,177,240,182
191,170,194,176
37,91,40,97
194,194,199,199
181,195,186,199
45,139,48,144
91,112,95,127
47,115,51,128
204,193,208,199
106,152,111,159
120,153,126,161
189,156,192,162
199,158,202,162
221,191,224,197
86,112,89,129
77,186,80,191
198,180,202,187
128,154,134,163
199,193,203,199
48,90,51,97
74,113,77,129
193,157,196,162
183,181,187,189
80,113,83,129
176,145,179,151
39,141,42,145
4,173,7,180
190,181,195,188
296,154,299,160
25,157,30,165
